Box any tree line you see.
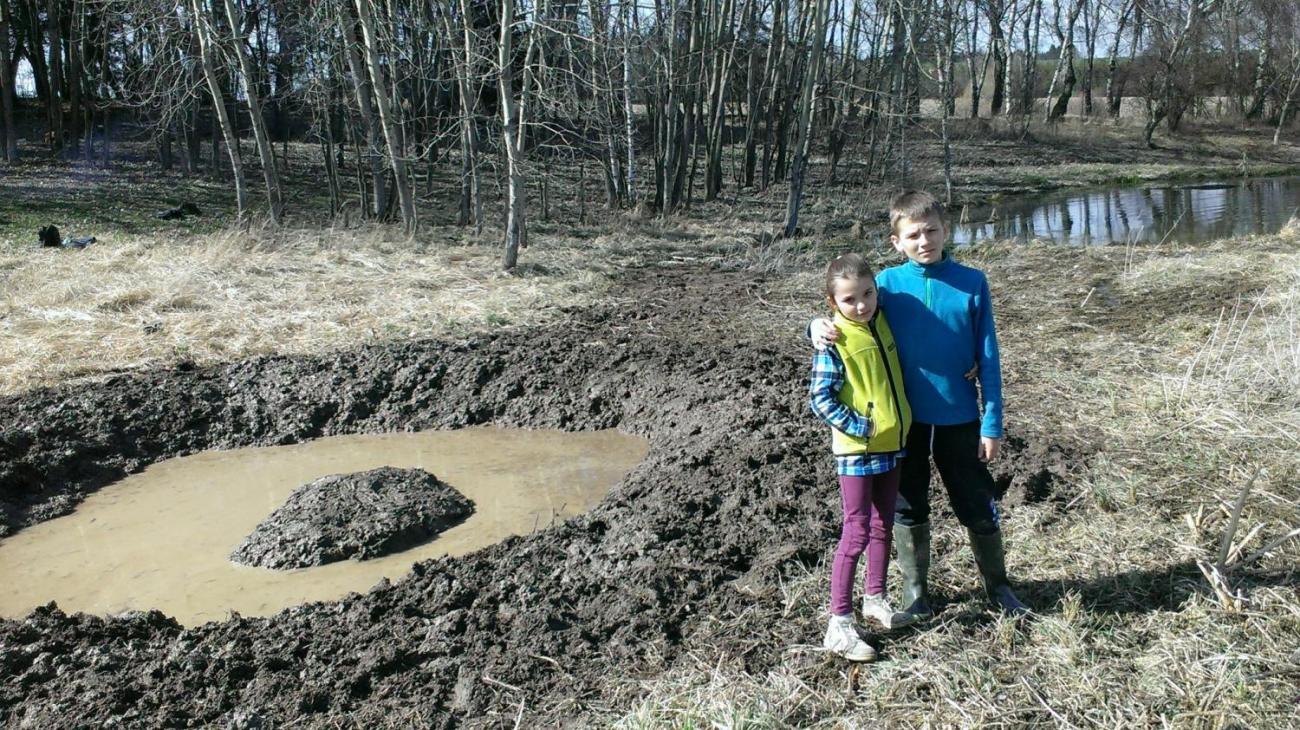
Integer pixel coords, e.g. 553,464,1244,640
2,0,1299,267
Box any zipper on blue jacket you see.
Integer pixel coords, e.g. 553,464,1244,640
925,276,933,310
867,318,906,452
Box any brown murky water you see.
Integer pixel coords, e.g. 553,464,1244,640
0,427,647,626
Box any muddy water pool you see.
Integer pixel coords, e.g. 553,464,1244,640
0,427,647,626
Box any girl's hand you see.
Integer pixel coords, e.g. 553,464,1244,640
978,437,1001,463
811,318,839,350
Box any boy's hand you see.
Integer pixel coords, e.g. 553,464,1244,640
964,364,978,381
978,437,1001,463
811,318,839,351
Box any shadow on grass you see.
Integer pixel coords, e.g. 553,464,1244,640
937,561,1297,619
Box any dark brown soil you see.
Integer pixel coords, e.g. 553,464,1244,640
230,467,475,570
0,266,1080,728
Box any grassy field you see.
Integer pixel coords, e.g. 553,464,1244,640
2,123,1298,726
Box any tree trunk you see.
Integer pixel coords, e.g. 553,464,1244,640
1143,0,1218,148
965,3,989,118
221,0,284,223
341,10,390,219
1246,45,1270,121
67,0,84,157
783,0,829,238
1081,0,1097,115
499,0,526,268
828,0,861,182
986,1,1006,115
1274,51,1300,145
937,0,955,204
1104,0,1134,118
704,0,738,201
1046,0,1085,122
44,0,64,150
352,0,417,233
0,0,17,160
189,0,248,218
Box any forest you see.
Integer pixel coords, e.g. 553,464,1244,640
3,0,1300,266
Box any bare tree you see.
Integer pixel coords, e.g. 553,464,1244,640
1105,0,1138,118
351,0,417,233
499,0,526,268
1143,0,1222,148
189,0,249,218
0,0,16,160
783,0,829,237
1044,0,1085,121
222,0,284,222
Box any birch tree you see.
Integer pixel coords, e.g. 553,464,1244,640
189,0,248,218
499,0,526,268
351,0,417,233
222,0,284,222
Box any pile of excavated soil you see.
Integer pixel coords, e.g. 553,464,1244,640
0,268,1077,727
230,467,475,570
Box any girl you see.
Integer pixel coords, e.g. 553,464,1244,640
809,253,916,662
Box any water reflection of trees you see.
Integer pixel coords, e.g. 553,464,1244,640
949,178,1300,246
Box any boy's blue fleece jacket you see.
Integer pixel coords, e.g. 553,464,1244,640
876,254,1003,438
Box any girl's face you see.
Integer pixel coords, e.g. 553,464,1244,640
829,276,877,324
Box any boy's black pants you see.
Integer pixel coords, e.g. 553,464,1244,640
895,421,1000,535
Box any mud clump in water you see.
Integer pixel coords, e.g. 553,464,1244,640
230,467,474,569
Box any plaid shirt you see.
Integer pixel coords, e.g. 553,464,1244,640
809,346,904,477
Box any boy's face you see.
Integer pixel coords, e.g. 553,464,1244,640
891,213,947,265
829,276,878,324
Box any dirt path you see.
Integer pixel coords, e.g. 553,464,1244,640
0,262,1074,727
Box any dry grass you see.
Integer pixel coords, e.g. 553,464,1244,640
0,224,613,394
600,230,1300,729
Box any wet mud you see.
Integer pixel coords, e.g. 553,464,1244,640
231,467,474,570
0,268,1081,727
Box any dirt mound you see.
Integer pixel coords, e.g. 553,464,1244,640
230,467,474,570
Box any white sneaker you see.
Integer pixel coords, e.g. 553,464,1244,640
822,615,877,662
862,594,918,629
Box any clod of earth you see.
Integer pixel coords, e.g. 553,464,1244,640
230,467,475,570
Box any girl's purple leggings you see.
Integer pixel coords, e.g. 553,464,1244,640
830,467,901,616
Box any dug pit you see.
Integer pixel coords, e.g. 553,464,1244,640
0,427,647,625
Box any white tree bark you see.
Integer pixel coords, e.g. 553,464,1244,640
189,0,248,219
221,0,283,223
352,0,418,233
499,0,527,269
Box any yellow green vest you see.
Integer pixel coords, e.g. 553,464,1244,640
831,311,912,454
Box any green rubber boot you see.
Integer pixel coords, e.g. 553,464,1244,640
967,528,1031,617
893,522,934,621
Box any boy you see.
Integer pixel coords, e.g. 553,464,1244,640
810,190,1029,619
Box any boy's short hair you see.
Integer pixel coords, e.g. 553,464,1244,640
825,253,875,299
889,190,945,233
